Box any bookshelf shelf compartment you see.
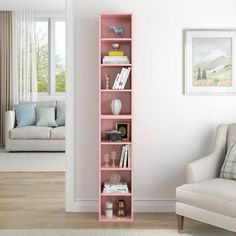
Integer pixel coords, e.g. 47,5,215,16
99,13,133,222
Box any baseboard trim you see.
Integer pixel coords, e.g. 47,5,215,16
69,199,176,212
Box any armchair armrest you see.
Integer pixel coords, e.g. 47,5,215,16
186,124,228,184
5,111,15,151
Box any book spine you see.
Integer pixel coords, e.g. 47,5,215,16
112,73,120,89
116,68,126,89
127,144,131,168
119,146,125,167
120,67,131,89
123,145,128,168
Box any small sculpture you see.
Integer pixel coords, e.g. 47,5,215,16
110,172,121,184
104,153,110,168
111,150,117,167
112,43,120,51
105,73,110,89
110,25,124,38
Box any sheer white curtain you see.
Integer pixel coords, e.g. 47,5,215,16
12,12,37,104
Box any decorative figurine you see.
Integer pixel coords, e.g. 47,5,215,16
112,43,120,51
110,172,121,184
110,25,124,38
105,73,110,89
104,153,110,168
111,150,117,167
116,200,126,217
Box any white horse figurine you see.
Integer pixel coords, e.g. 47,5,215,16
110,25,124,38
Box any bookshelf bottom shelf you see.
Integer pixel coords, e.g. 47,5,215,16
100,214,132,222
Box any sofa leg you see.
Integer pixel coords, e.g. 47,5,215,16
177,214,184,233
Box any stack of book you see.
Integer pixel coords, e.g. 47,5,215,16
119,145,131,168
112,67,131,89
103,182,129,194
103,56,130,64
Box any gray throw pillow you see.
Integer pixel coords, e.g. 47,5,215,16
56,101,65,126
220,143,236,180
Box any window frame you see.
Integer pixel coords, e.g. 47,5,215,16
36,16,65,97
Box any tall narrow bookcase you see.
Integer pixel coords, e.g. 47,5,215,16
99,13,133,222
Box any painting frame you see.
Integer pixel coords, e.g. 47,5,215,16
184,29,236,95
116,122,130,141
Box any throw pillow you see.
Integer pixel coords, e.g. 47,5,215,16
220,143,236,180
56,101,65,126
36,107,58,127
15,104,36,127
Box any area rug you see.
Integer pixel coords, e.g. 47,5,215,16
0,229,234,236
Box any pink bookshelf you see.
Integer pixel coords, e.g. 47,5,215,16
99,13,133,222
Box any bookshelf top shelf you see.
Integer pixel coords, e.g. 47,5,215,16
101,141,132,145
101,89,132,92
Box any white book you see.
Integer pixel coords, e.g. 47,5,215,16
119,146,125,167
123,145,128,168
112,73,120,89
116,68,126,89
127,144,131,168
118,67,131,89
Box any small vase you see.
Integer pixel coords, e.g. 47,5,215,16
111,99,122,115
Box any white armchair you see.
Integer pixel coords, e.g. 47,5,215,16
176,124,236,233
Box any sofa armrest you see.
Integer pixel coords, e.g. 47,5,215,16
5,111,15,150
186,124,228,184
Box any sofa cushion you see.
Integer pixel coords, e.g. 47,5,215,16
10,126,52,139
56,101,65,126
14,104,36,127
176,178,236,218
220,143,236,180
36,107,57,127
51,126,65,139
20,101,57,108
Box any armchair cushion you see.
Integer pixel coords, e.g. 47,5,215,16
220,143,236,180
176,178,236,218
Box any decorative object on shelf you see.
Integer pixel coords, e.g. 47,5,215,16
105,202,113,218
110,172,121,184
105,130,122,142
116,122,130,141
116,200,126,217
105,73,110,89
103,153,110,168
110,150,117,167
108,43,124,57
103,182,129,193
112,67,131,89
112,43,120,51
103,56,129,64
111,99,122,115
110,25,124,38
184,29,236,95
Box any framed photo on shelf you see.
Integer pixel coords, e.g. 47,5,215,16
184,29,236,95
116,122,130,141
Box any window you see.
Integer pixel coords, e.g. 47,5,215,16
36,18,65,95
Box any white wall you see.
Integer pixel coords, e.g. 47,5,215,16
73,0,236,211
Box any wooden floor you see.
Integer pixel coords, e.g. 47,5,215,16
0,172,214,229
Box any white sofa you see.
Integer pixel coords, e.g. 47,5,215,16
5,110,65,152
176,124,236,233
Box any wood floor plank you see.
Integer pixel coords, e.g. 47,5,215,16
0,172,214,229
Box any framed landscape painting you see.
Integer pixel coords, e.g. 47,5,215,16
184,29,236,95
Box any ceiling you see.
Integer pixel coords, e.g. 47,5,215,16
0,0,65,11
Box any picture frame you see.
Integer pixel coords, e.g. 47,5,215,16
184,29,236,95
116,122,130,141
